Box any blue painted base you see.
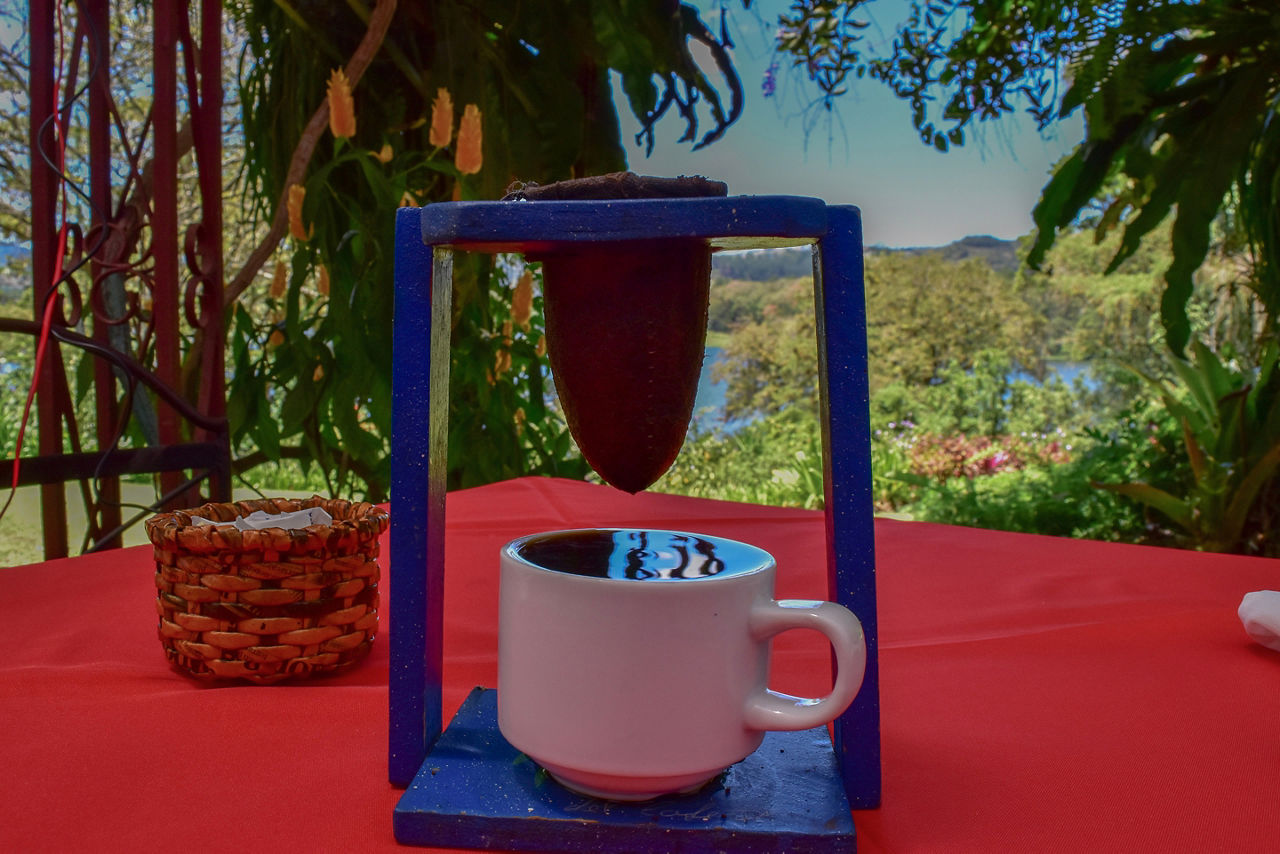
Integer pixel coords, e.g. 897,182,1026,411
394,688,856,852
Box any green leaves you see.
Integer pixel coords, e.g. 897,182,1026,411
444,258,589,490
864,251,1038,393
1100,338,1280,552
777,2,1280,357
225,0,745,499
1030,6,1278,355
1093,480,1194,533
1028,136,1125,271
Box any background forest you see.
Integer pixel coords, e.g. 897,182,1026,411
660,222,1273,555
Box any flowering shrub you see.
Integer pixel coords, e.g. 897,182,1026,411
653,390,1178,547
906,431,1071,482
864,416,1162,540
870,421,1076,511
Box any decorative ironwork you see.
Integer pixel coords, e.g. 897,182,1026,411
7,0,228,559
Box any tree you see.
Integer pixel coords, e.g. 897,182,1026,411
2,1,746,503
773,0,1280,355
225,0,744,497
0,3,29,242
865,252,1038,391
712,251,1038,421
715,307,820,422
1026,1,1280,356
1016,223,1169,372
771,1,1280,554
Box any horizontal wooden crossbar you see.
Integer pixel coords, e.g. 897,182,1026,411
0,442,228,488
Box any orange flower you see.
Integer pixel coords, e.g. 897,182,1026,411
429,88,453,148
399,190,418,208
455,104,483,175
494,346,512,378
317,264,330,296
327,68,356,139
313,364,325,382
372,143,393,163
267,329,285,349
535,334,546,358
270,260,287,298
287,184,308,241
512,268,534,330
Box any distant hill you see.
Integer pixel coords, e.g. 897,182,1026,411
891,235,1021,275
712,246,812,281
712,235,1021,281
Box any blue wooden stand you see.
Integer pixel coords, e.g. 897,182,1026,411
389,196,880,851
394,688,856,852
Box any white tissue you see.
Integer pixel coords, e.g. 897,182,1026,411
1238,590,1280,653
188,507,333,531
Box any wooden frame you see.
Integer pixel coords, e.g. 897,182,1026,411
388,196,879,849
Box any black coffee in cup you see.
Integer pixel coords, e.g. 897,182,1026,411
512,529,770,581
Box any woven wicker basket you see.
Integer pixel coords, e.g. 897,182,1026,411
146,496,389,684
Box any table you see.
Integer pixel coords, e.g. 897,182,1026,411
2,476,1277,852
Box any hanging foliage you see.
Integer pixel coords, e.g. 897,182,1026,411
774,1,1280,354
223,0,743,498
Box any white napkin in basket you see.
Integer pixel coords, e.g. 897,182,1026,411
1239,591,1280,653
189,507,333,531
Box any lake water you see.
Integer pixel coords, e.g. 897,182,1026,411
1009,360,1098,390
691,347,734,432
692,348,1097,434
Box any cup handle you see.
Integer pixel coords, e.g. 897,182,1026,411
742,598,867,732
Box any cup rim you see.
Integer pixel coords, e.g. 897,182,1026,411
503,527,775,583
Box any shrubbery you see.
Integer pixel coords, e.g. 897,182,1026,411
656,237,1280,556
661,370,1177,546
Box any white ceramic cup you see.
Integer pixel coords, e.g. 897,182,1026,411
497,528,867,801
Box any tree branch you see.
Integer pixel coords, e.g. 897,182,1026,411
223,0,398,307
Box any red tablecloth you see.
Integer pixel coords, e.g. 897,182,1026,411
2,476,1277,852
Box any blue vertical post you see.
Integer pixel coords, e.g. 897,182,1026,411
814,205,881,807
389,208,451,786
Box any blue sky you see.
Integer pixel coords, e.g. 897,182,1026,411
614,0,1084,249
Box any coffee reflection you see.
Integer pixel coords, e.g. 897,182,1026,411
514,529,768,581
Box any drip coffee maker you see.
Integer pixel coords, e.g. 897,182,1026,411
388,187,879,851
